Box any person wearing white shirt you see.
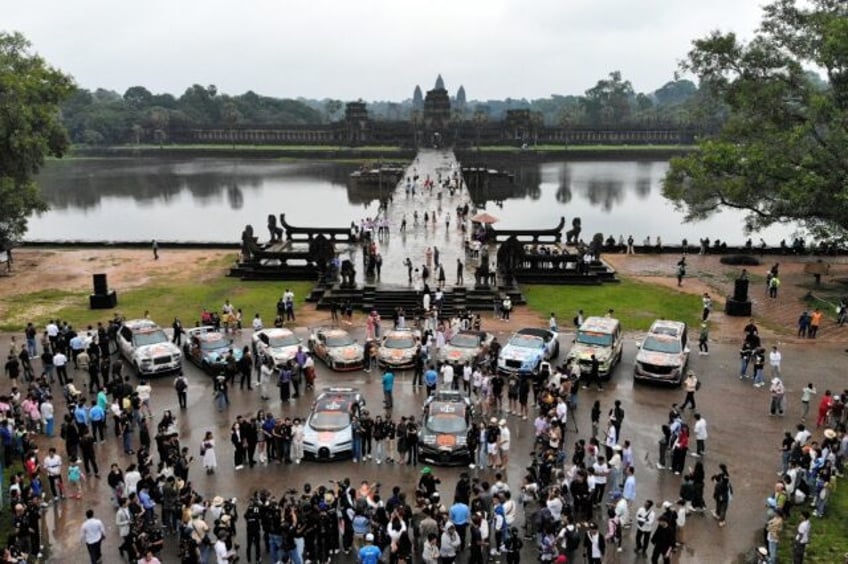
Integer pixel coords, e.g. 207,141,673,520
40,398,55,437
769,346,782,377
53,351,68,384
634,500,656,556
124,466,141,495
794,424,811,446
498,420,511,468
252,314,263,332
215,533,237,563
44,448,64,501
136,380,153,417
794,511,811,562
692,413,708,457
462,363,473,394
440,363,455,389
80,509,106,563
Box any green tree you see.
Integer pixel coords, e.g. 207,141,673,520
149,107,169,148
0,32,74,247
582,71,635,126
223,101,241,149
663,0,848,239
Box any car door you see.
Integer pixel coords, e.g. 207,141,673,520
190,336,202,365
315,334,328,363
119,327,133,359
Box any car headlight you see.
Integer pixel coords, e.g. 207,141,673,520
422,435,436,445
456,435,467,445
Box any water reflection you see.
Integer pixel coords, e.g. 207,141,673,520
27,157,796,244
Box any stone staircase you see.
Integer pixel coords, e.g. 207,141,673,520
315,285,526,317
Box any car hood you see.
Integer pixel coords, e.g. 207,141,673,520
379,348,415,361
204,349,243,364
439,345,477,363
136,343,180,358
267,345,299,362
636,350,682,367
327,345,364,361
568,343,612,361
500,345,542,362
303,424,351,445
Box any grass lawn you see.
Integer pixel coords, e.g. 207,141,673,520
0,279,314,333
523,278,702,332
778,483,848,562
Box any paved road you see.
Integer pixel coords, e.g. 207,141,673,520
352,149,485,287
17,323,844,564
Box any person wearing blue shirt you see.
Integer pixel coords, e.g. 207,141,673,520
358,533,381,564
73,401,89,427
138,487,156,524
88,400,106,443
382,370,395,409
424,365,438,397
449,500,471,550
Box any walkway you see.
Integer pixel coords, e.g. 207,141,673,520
349,149,485,287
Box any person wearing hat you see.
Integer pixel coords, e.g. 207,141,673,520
498,419,511,470
680,371,699,411
583,521,605,564
359,533,382,564
418,467,440,498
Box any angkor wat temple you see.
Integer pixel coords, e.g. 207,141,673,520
180,76,695,148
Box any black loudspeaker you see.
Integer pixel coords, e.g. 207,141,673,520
93,273,108,295
725,297,752,317
89,291,118,309
733,279,749,302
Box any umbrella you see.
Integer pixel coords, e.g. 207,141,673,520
470,212,499,224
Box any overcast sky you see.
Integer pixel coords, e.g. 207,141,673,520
5,0,766,101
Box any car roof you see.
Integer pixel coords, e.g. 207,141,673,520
517,328,553,339
648,320,686,338
385,329,417,338
124,319,159,330
196,332,228,343
579,317,620,333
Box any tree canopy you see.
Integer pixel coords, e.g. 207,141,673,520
0,32,74,247
663,0,848,239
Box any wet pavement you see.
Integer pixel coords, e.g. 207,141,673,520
349,149,491,288
15,317,847,564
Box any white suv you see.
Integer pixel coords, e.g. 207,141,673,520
117,319,182,376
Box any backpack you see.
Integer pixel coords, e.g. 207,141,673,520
175,378,187,392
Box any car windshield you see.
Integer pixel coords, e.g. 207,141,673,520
449,334,480,348
642,336,681,354
384,335,415,349
200,338,229,352
309,411,350,431
133,330,168,347
576,331,613,347
266,334,299,348
426,402,467,433
325,334,355,347
508,335,543,349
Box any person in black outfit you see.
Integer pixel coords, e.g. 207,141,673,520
172,318,184,345
406,418,419,465
650,515,675,564
244,495,263,563
79,427,100,478
412,346,424,387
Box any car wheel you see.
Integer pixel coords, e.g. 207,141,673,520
552,341,560,359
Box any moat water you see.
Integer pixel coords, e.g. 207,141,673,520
27,153,797,245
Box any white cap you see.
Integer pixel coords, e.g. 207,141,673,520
366,533,374,542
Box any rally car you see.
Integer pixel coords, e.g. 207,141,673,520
566,316,624,380
117,319,182,376
302,388,365,460
308,327,364,371
496,327,559,375
183,326,242,376
436,330,494,368
377,328,421,369
420,390,474,466
252,328,302,368
634,320,689,385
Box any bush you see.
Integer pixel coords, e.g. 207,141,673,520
719,255,761,266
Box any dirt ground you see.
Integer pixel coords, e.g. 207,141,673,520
0,248,236,297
